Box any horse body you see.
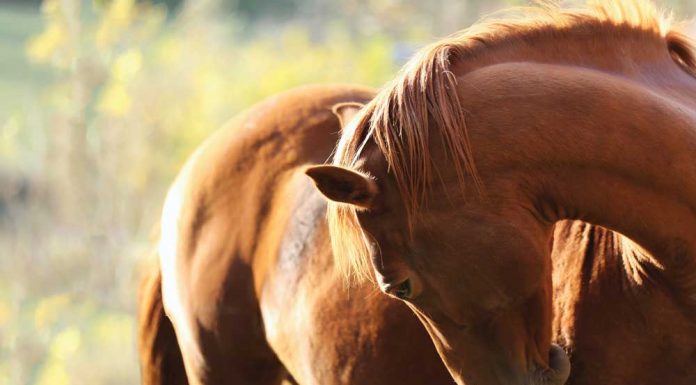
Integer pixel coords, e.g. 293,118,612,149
140,3,696,384
140,84,451,385
134,81,696,385
308,2,696,384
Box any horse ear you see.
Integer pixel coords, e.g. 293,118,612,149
305,165,377,208
332,102,364,130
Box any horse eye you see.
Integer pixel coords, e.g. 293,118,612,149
389,279,413,300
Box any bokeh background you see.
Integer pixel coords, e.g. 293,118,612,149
1,0,694,384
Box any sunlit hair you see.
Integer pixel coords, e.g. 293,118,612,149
327,0,696,283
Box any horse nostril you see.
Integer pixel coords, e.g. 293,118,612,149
546,344,571,385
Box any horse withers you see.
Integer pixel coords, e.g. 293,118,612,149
138,84,452,385
307,1,696,385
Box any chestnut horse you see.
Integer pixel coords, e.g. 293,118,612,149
135,99,692,385
137,84,453,385
307,1,696,385
134,84,678,385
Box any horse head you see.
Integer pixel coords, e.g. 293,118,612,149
307,2,696,384
306,157,570,385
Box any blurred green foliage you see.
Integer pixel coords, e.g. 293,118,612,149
2,0,404,383
1,0,695,384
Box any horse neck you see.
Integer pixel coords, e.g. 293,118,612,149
538,86,696,297
551,220,696,383
455,53,696,304
550,221,666,313
550,221,625,346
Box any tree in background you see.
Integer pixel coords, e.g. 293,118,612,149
3,0,399,383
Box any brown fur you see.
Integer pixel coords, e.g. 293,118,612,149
552,221,696,385
316,1,696,384
328,0,696,283
138,257,188,385
138,84,452,385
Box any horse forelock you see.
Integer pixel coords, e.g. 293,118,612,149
327,0,696,284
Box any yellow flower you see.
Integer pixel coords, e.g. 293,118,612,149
112,49,143,81
50,327,82,359
97,82,131,116
35,360,69,385
95,0,136,49
34,294,71,330
35,327,81,385
26,22,68,63
0,298,10,327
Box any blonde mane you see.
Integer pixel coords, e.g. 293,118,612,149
328,0,696,283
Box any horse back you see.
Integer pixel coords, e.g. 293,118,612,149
158,84,379,383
